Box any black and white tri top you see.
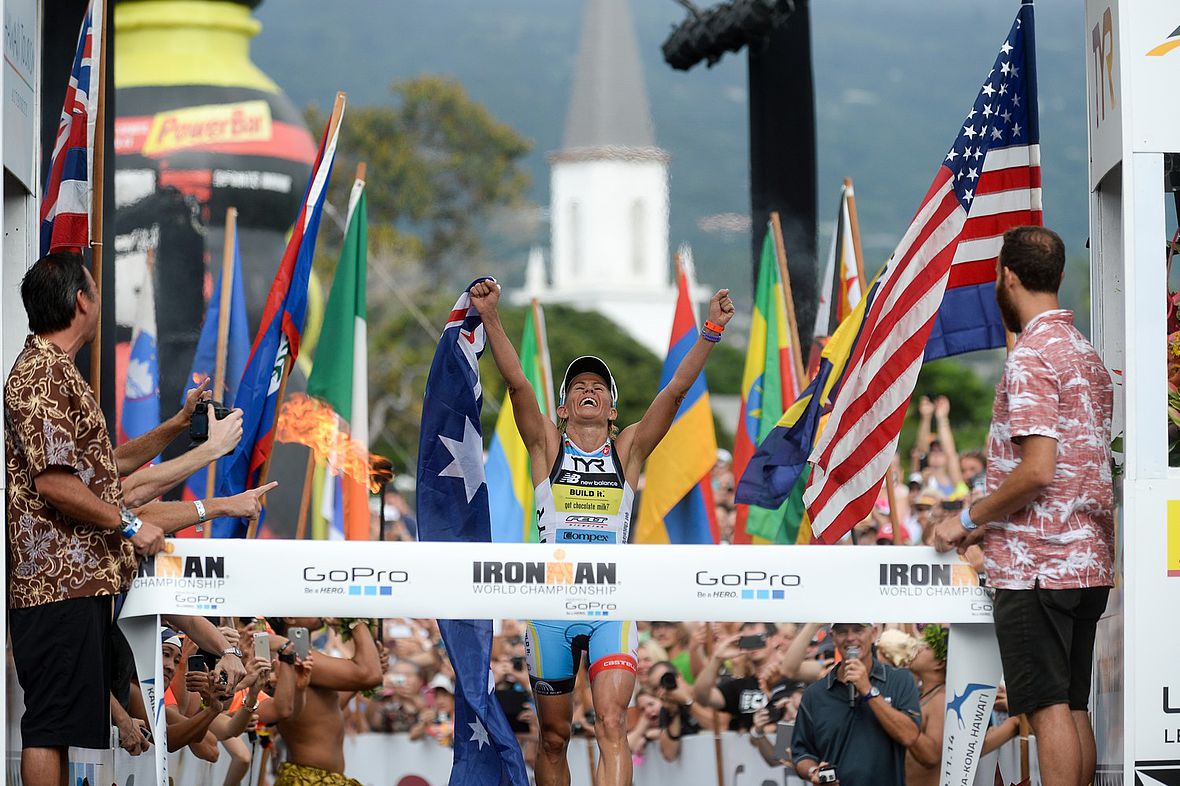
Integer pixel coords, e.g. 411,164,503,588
534,434,634,546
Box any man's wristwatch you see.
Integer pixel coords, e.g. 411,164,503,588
862,685,881,702
222,646,244,659
118,506,143,539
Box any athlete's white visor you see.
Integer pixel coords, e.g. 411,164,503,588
560,356,618,406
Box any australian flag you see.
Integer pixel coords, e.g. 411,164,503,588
417,281,529,786
216,97,345,536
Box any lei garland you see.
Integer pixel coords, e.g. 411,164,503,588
922,624,949,664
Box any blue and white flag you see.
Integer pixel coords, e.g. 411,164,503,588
120,267,159,455
416,280,529,786
180,234,251,537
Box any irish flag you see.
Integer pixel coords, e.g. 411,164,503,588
280,173,370,540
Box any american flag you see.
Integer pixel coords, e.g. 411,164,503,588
40,0,103,257
804,0,1041,543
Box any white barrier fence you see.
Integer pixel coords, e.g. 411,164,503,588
11,732,1038,786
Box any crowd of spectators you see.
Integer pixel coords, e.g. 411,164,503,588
4,251,1059,786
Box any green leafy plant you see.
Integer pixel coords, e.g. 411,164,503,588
922,624,949,665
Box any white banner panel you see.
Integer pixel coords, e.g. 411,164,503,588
1085,0,1124,183
119,541,997,624
941,624,1003,786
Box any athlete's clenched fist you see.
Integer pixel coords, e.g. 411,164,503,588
708,288,736,328
468,278,500,317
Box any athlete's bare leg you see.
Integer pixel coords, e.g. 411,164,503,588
590,668,636,786
534,691,575,786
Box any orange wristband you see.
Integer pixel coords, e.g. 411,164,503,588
704,320,725,334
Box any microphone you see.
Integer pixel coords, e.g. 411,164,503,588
845,646,861,708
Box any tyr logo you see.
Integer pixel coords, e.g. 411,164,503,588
570,456,605,472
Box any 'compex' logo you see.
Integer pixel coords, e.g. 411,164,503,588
473,549,617,585
560,531,610,543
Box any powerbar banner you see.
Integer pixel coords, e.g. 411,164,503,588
118,541,1000,786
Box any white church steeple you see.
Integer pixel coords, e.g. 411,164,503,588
516,0,678,355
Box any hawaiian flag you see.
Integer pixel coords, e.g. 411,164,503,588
40,0,103,256
417,282,530,785
216,97,345,536
805,1,1041,543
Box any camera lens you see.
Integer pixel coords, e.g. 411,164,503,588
659,671,678,691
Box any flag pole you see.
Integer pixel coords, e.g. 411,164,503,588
213,208,238,404
88,0,109,391
842,177,869,291
294,454,315,540
885,466,905,545
768,212,808,385
248,90,347,539
204,207,238,538
842,182,903,541
703,623,725,786
531,298,552,419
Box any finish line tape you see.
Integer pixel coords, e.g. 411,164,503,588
118,540,996,623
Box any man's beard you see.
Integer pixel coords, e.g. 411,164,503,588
996,284,1022,334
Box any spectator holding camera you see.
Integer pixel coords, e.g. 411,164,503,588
791,623,921,786
367,661,425,733
648,660,704,761
749,681,804,767
692,623,777,731
272,617,384,785
411,675,457,746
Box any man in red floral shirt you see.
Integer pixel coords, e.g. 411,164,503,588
934,226,1113,786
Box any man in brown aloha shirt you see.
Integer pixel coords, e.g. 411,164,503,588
4,253,269,786
934,227,1113,786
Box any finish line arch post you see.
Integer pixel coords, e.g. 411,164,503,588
119,540,1002,786
1085,0,1180,784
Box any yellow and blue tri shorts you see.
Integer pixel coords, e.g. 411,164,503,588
523,619,638,695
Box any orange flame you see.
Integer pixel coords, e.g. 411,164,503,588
276,394,370,484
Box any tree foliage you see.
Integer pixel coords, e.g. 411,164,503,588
897,357,997,458
307,75,532,283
